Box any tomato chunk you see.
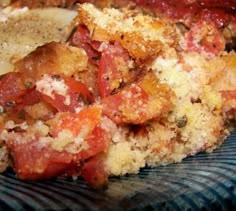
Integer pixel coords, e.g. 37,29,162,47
38,74,94,113
182,21,225,58
6,106,112,182
101,72,174,124
81,154,108,189
101,84,148,124
220,90,236,119
98,42,131,98
79,125,111,160
70,25,101,65
0,72,26,105
0,72,43,122
6,135,75,180
48,105,101,137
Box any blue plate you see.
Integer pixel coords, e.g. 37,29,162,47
1,131,236,210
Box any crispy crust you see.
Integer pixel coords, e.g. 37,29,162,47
77,3,178,60
15,42,88,85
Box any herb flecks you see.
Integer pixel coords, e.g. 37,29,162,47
5,101,16,107
25,81,33,89
51,75,61,81
92,55,101,61
176,115,188,128
78,93,90,105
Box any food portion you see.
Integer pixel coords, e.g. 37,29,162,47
8,0,236,48
0,2,236,188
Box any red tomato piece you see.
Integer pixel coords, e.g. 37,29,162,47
182,21,225,58
220,90,236,119
6,135,75,180
97,42,131,98
199,8,230,29
101,84,149,124
79,125,111,160
81,153,108,189
39,75,94,113
22,87,41,106
0,72,42,122
0,72,26,105
135,0,235,28
69,25,101,65
101,72,174,124
6,106,112,182
220,90,236,99
48,105,102,137
48,106,111,180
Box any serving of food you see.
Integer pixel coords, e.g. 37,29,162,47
0,0,236,194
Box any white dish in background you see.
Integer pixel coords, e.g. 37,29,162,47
0,7,76,75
